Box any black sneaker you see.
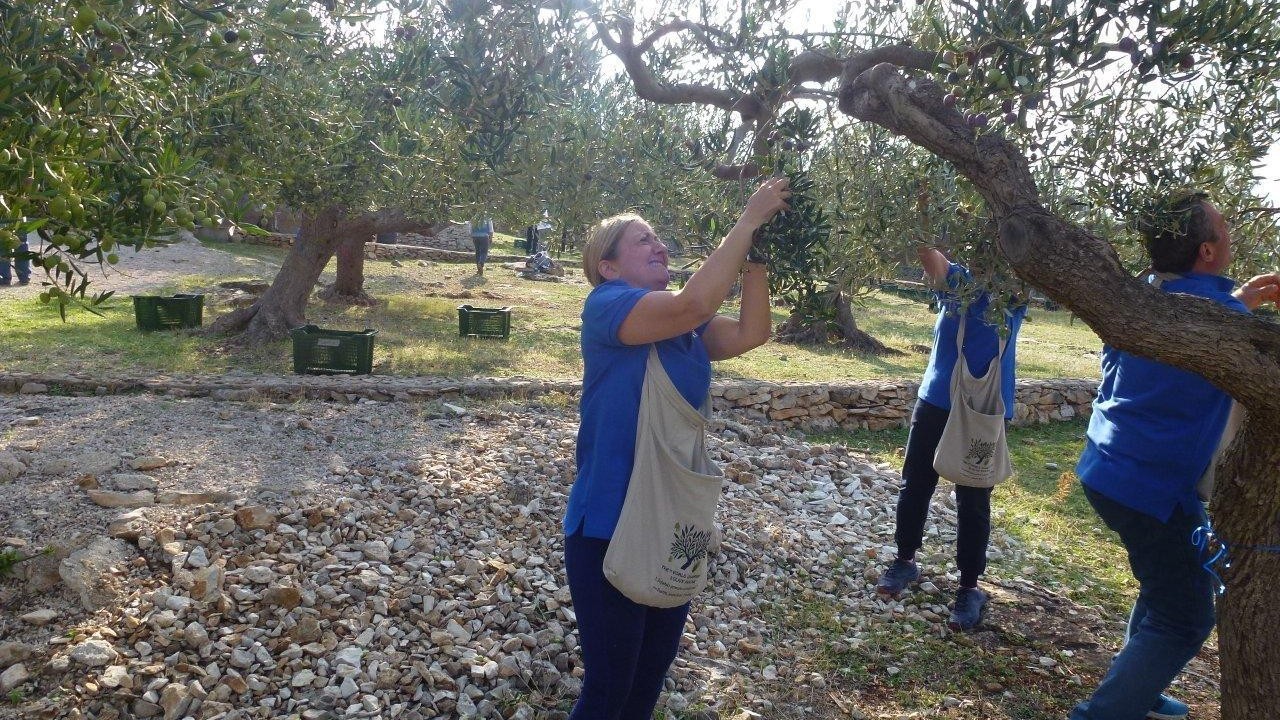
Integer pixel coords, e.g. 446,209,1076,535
875,559,920,598
948,587,988,630
17,279,28,285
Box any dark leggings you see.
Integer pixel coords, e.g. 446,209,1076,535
565,529,690,720
473,235,492,266
895,399,993,587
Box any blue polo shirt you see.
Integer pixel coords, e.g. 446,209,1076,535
565,280,712,539
1077,272,1247,521
917,264,1027,419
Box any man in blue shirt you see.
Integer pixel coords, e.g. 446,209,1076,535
1071,191,1280,720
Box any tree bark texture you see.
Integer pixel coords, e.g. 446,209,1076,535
1212,408,1280,716
839,61,1280,714
317,235,377,306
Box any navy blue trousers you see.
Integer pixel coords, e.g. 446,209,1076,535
1070,487,1215,720
565,530,689,720
895,399,994,587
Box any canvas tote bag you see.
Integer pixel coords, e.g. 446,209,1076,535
933,316,1013,488
604,346,724,608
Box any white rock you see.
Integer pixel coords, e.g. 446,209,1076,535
334,647,363,668
70,639,119,667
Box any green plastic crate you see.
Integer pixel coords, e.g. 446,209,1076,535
457,305,511,340
133,294,204,331
290,325,377,375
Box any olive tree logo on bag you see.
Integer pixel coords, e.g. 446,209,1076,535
965,437,996,467
668,523,712,572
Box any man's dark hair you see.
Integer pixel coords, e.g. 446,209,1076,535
1139,189,1215,273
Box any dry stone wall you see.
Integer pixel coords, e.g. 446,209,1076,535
0,371,1095,430
712,378,1095,432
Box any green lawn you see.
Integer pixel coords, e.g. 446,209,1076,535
0,238,1104,382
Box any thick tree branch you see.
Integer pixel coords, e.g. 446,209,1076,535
839,62,1280,412
594,16,744,115
635,19,734,55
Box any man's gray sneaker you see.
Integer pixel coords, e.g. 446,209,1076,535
875,559,920,598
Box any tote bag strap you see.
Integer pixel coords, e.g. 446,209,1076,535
953,309,1008,371
644,345,710,430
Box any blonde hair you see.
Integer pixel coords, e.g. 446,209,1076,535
582,213,645,287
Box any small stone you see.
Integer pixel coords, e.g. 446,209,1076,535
241,565,276,584
183,623,210,649
131,455,168,471
132,699,162,717
19,609,58,626
229,648,255,669
156,491,237,505
100,665,131,689
290,669,315,687
263,583,302,610
290,616,322,644
18,382,48,394
160,682,191,719
87,490,155,508
338,676,359,698
107,508,149,540
0,663,29,692
190,564,225,602
234,505,275,531
186,545,210,568
71,639,120,667
360,540,391,563
334,647,362,668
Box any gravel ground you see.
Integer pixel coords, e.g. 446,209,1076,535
0,389,1216,719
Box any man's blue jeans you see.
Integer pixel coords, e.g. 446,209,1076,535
0,241,30,284
1071,486,1216,720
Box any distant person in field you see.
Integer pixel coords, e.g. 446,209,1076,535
470,215,494,276
1070,190,1280,720
874,244,1027,631
0,235,31,286
565,176,790,719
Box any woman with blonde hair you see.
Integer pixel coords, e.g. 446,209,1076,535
564,176,789,719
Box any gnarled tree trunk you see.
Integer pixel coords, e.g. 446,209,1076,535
317,235,377,306
840,61,1280,716
208,208,347,345
774,289,895,355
